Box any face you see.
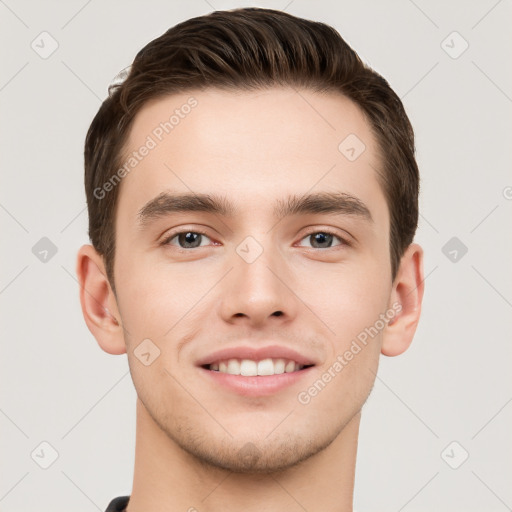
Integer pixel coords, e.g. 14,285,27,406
112,87,394,473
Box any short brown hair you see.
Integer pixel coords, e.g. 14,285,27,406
84,7,419,293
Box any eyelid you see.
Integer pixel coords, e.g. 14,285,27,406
159,227,215,247
297,228,352,248
160,226,353,249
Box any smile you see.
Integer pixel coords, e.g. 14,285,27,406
204,358,314,376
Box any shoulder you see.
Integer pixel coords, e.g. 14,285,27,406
104,495,130,512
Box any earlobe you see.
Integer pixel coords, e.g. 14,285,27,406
76,244,126,355
381,243,425,357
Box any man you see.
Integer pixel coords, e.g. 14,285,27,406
76,7,424,512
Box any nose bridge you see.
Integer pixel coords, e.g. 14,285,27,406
219,231,296,323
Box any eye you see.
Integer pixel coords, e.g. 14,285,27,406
162,230,213,249
297,230,348,249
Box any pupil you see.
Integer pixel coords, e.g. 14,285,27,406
312,233,332,248
180,232,201,248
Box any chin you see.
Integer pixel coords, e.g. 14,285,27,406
178,433,328,474
155,408,343,474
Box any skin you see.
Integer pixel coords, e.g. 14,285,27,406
77,87,424,512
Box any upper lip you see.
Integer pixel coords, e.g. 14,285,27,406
196,345,318,367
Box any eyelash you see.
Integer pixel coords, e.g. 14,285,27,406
160,228,351,250
298,229,351,249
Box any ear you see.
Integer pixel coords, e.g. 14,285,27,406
381,243,425,357
76,244,126,355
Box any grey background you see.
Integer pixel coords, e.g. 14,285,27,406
1,0,511,511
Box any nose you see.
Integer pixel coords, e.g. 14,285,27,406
218,243,299,328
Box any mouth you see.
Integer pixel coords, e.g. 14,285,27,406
196,346,317,397
202,358,315,376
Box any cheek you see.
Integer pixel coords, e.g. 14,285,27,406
295,256,391,345
296,330,381,424
115,253,216,340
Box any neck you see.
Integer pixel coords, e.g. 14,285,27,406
127,399,359,512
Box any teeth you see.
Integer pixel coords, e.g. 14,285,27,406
257,358,274,376
209,358,307,376
240,359,257,376
285,360,296,373
227,359,241,375
273,358,286,374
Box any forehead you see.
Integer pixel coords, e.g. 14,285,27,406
117,87,387,227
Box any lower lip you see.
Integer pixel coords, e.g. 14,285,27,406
198,366,315,397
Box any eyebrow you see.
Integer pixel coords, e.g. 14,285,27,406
136,190,373,227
